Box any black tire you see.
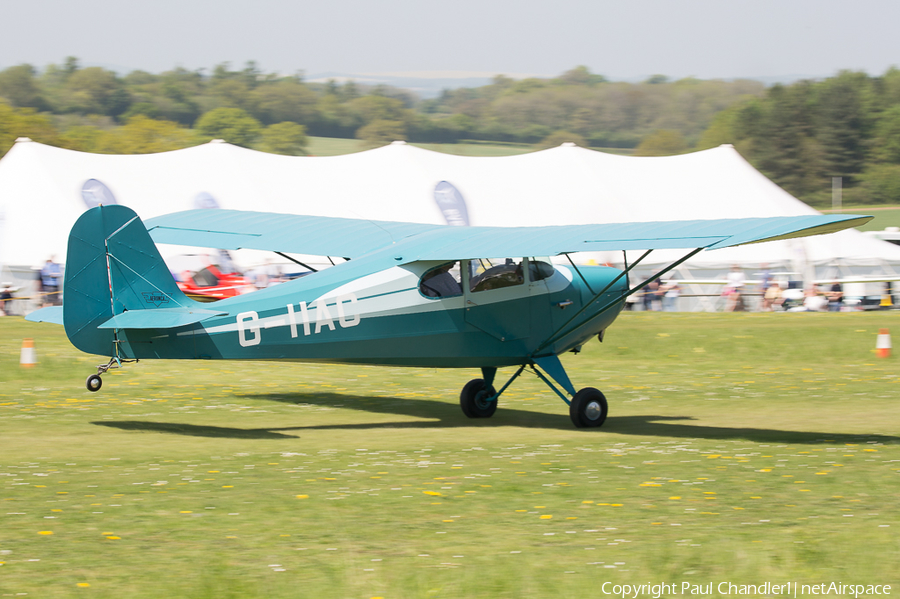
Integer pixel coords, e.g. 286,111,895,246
86,374,102,392
569,387,607,428
460,378,498,418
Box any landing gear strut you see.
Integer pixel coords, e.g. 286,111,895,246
84,356,138,392
459,357,610,429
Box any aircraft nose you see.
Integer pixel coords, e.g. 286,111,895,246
578,265,628,300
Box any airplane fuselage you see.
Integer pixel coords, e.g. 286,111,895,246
114,259,627,368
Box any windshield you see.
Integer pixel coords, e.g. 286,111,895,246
469,258,524,292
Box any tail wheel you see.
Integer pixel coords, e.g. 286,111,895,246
570,387,607,428
460,378,498,418
86,374,103,392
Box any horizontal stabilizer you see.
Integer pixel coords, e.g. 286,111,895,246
25,306,64,325
98,308,227,330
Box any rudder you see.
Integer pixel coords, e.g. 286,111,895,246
63,205,198,356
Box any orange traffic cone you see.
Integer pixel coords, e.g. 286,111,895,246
876,328,892,358
20,338,37,367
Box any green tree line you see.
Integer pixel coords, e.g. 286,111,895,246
423,68,764,149
695,69,900,206
2,58,900,206
0,59,762,157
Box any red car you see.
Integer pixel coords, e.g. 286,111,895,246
177,265,255,302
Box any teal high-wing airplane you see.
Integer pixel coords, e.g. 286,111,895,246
27,205,870,428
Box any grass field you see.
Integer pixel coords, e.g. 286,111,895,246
820,205,900,232
2,313,899,598
847,209,900,232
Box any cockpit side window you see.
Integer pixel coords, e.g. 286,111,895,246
529,259,556,282
420,262,463,299
469,258,525,292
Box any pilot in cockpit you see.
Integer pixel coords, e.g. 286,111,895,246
420,262,463,298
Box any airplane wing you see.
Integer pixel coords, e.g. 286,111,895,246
395,214,872,261
146,210,442,259
146,210,870,262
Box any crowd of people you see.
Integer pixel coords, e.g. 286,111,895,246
760,280,845,312
634,265,896,313
634,277,682,312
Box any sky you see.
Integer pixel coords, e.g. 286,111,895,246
3,0,900,84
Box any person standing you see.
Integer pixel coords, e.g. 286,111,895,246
40,257,63,306
0,283,14,316
762,281,784,311
724,265,745,312
760,263,772,298
826,281,843,312
663,279,681,312
643,277,662,311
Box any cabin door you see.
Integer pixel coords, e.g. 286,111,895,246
463,258,548,342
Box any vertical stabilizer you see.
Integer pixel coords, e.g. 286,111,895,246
63,205,197,356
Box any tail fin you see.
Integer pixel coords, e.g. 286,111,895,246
63,205,204,356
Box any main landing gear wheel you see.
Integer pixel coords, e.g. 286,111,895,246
86,374,103,392
569,387,608,428
460,378,498,418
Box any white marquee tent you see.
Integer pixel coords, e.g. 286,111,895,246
2,137,899,289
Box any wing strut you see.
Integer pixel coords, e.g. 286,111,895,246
565,253,594,295
275,252,318,273
533,247,704,357
617,247,704,305
531,249,652,356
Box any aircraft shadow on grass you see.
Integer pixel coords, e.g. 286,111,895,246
92,420,302,439
92,391,899,445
